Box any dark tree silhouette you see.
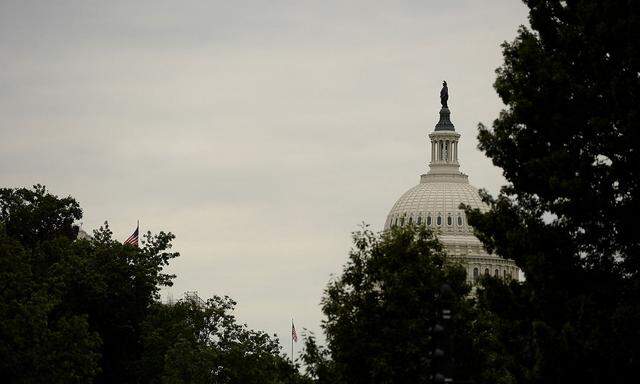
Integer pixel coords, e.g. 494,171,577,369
466,1,640,383
302,225,501,383
0,186,304,383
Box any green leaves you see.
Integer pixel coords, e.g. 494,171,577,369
310,225,486,383
141,294,301,384
0,189,100,383
0,185,81,247
469,1,640,382
0,185,303,383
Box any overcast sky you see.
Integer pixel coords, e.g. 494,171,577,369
1,0,528,352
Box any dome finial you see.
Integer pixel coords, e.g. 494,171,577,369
440,80,448,108
435,81,454,131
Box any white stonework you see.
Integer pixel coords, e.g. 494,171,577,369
384,99,519,284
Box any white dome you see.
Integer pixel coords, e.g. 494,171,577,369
384,173,519,283
384,177,486,235
383,89,519,282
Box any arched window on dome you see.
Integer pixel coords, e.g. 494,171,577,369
473,268,479,283
494,269,499,277
408,217,413,225
400,217,405,226
437,215,442,226
394,218,398,227
417,216,422,225
447,216,452,226
484,268,489,276
427,216,432,226
457,216,463,226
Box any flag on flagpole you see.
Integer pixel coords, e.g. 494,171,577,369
291,321,298,342
124,221,139,247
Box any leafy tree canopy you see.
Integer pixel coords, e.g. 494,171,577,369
466,1,640,383
302,225,502,384
0,185,302,383
141,294,305,384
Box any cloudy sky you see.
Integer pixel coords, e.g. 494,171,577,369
1,0,528,351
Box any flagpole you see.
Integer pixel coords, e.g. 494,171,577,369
291,318,294,363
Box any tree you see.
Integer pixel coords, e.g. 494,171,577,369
466,1,640,382
304,224,497,383
298,332,339,384
0,186,180,382
79,223,179,383
1,185,302,383
0,186,101,383
140,293,304,384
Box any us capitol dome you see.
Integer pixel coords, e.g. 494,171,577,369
384,82,519,283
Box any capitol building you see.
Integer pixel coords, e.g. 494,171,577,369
384,83,519,284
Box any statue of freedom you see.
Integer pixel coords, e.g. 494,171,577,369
440,81,449,108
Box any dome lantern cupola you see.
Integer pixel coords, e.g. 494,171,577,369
424,81,465,181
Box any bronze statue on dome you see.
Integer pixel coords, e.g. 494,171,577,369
440,80,449,108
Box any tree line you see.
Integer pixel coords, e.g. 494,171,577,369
0,185,307,383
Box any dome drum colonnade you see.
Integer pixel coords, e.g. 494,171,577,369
384,82,519,283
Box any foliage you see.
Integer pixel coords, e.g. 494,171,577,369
466,1,640,383
140,294,305,384
0,186,100,383
302,224,497,383
0,185,301,383
298,332,339,384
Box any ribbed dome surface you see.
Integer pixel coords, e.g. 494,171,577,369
384,179,487,235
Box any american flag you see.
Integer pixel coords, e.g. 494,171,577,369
124,223,139,247
291,321,298,343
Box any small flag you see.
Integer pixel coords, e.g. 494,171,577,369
124,222,139,247
291,321,298,343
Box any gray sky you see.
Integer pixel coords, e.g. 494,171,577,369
0,0,528,353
